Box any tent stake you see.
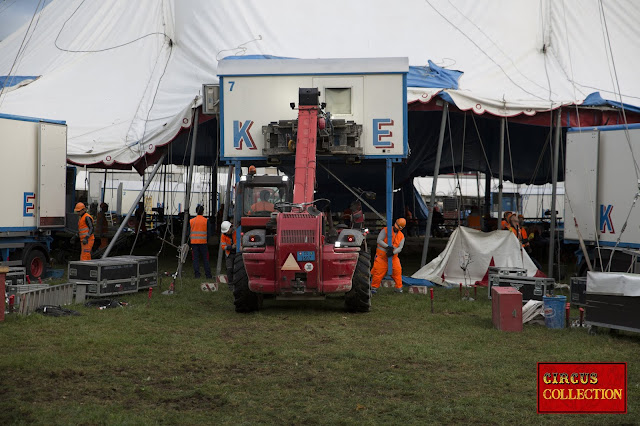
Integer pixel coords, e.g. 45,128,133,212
548,108,561,277
421,102,448,267
102,152,166,258
177,106,200,278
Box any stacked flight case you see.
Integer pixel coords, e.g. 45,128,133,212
68,259,138,297
487,267,526,300
111,255,159,289
5,267,27,286
68,256,160,298
488,267,554,302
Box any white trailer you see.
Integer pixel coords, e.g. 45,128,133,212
0,113,67,278
564,124,640,272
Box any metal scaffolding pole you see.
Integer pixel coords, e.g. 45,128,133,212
386,159,393,273
215,164,234,276
421,102,448,267
548,108,562,277
497,118,505,229
177,107,200,278
102,153,166,258
317,162,385,221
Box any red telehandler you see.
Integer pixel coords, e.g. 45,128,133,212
232,88,371,313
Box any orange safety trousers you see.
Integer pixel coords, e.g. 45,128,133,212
81,236,95,261
371,251,402,289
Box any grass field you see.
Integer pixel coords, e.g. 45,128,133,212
0,256,638,425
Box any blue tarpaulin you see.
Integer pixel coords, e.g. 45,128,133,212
582,92,640,115
401,276,436,286
407,60,462,89
0,75,38,90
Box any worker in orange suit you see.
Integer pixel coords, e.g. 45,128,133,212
74,202,95,261
190,205,211,279
220,220,237,287
371,218,406,294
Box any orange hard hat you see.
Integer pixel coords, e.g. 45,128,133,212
395,218,407,229
74,202,86,212
248,165,257,175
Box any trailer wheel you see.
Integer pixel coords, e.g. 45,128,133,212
345,250,371,313
232,253,261,313
25,249,47,280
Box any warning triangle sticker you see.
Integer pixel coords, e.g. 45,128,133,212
281,253,301,271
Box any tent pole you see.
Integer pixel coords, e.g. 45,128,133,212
215,164,234,277
102,153,166,258
484,169,491,229
386,158,393,275
212,114,220,221
497,118,505,230
101,169,107,204
177,107,200,278
548,108,561,277
421,102,448,267
317,163,385,221
234,162,242,258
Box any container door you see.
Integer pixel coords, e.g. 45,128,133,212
564,130,599,242
38,123,67,228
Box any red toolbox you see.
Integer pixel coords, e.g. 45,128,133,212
491,286,522,332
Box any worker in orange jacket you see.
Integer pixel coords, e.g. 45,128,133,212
371,218,406,294
501,211,512,230
249,190,275,214
516,214,531,251
220,220,237,287
74,202,95,261
190,205,211,279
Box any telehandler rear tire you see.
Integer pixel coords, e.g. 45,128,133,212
345,250,371,313
233,253,261,313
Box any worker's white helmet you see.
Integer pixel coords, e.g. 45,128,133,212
221,221,232,234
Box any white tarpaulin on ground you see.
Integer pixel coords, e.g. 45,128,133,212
1,0,640,166
412,227,539,286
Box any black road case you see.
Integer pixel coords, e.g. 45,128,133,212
68,259,138,297
487,267,527,299
488,275,554,302
112,255,159,289
570,277,587,306
5,267,26,286
586,294,640,333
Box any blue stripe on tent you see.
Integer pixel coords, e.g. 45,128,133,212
413,184,429,218
223,54,294,60
0,75,39,89
582,92,640,114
